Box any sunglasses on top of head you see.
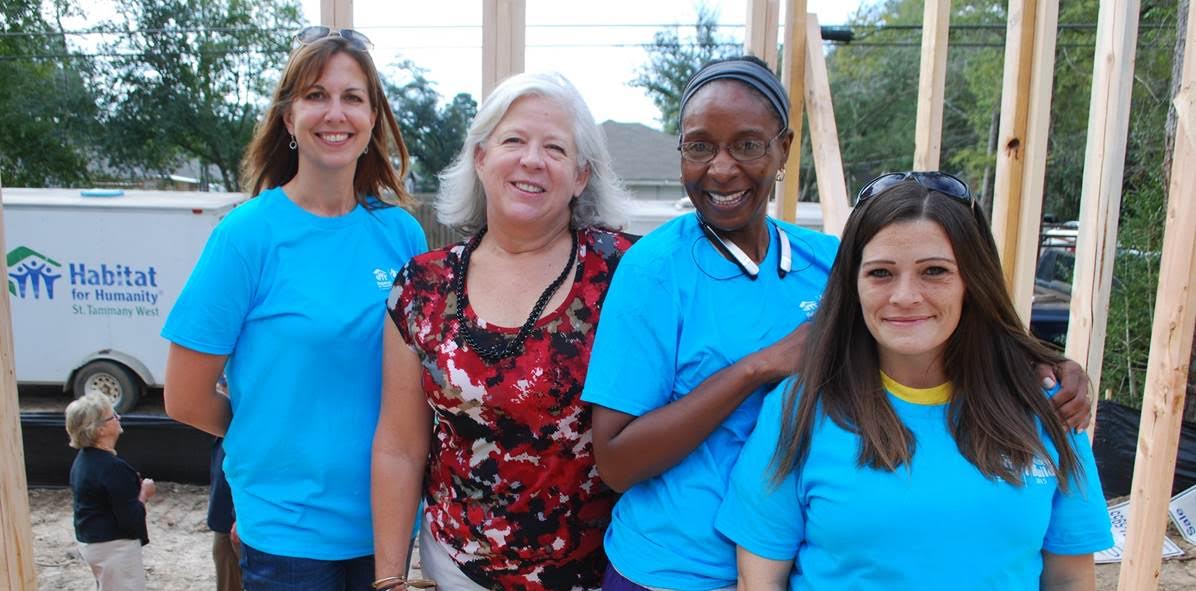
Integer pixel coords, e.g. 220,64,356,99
294,26,373,51
854,171,973,208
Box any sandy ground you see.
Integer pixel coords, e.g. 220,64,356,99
24,483,1196,591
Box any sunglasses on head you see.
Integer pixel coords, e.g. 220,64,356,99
855,171,973,207
294,26,373,51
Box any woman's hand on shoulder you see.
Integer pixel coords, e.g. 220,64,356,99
743,322,811,386
1038,360,1092,429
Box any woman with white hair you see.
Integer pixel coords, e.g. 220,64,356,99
66,392,156,590
371,71,633,591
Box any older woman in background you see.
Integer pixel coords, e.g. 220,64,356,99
67,392,156,591
372,71,633,591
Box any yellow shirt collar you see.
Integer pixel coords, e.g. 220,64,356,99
880,371,952,405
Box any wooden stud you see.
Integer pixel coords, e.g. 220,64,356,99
745,0,780,69
990,0,1059,325
1066,0,1141,431
0,183,37,590
803,14,850,236
1117,3,1196,588
319,0,353,29
482,0,526,100
913,0,950,170
777,0,807,224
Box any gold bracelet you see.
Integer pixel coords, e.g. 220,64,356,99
372,576,406,590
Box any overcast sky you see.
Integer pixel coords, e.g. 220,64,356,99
298,0,866,129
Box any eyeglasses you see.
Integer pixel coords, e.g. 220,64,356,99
294,26,373,51
678,128,787,163
855,171,973,206
102,412,120,424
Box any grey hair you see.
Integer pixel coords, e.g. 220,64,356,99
65,393,114,449
436,71,630,233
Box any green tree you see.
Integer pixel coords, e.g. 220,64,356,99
94,0,302,191
629,3,738,135
0,0,96,186
385,63,477,192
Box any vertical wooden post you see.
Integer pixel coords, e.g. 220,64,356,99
778,0,807,223
0,182,37,590
803,14,850,236
482,0,526,100
913,0,950,170
1117,3,1196,589
319,0,353,29
745,0,780,69
990,0,1059,325
1065,0,1141,430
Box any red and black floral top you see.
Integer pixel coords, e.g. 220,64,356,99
387,227,634,591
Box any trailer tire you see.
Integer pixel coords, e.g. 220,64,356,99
73,361,142,413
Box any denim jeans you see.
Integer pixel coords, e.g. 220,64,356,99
240,542,374,591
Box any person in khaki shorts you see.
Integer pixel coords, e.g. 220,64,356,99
209,437,242,591
66,392,156,590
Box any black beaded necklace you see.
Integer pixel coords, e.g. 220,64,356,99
454,226,579,363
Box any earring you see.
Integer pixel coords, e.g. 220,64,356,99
363,142,369,155
289,135,297,150
775,168,786,182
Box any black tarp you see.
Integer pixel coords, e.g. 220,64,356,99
1092,400,1196,498
21,412,213,486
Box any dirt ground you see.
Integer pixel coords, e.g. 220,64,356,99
24,483,1196,590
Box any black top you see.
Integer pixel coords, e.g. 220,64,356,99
69,447,149,545
207,438,235,533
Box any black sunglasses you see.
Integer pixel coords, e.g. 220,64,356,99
294,26,373,51
855,171,972,207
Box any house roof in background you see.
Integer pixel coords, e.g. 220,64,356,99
601,121,678,183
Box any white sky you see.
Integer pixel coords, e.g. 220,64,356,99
298,0,865,129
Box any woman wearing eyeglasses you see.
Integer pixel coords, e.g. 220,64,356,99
66,393,156,591
162,26,426,590
582,57,1094,591
717,173,1112,590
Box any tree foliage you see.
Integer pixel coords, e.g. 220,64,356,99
0,0,96,186
93,0,302,191
629,3,738,135
385,63,477,192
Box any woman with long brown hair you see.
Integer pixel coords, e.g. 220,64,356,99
716,173,1112,590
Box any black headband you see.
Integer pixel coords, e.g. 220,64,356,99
678,60,790,130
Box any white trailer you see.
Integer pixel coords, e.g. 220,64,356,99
3,188,246,412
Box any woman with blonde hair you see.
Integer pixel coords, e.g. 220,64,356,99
67,392,156,590
163,26,426,589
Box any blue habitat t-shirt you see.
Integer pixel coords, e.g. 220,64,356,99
162,187,426,559
715,376,1113,591
582,213,838,590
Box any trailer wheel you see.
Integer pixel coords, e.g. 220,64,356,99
73,361,142,413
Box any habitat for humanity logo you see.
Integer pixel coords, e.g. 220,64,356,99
7,246,62,300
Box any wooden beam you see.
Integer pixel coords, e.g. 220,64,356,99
777,0,807,224
913,0,950,170
0,182,37,590
1117,3,1196,588
745,0,780,69
1066,0,1141,431
319,0,353,29
804,14,850,237
482,0,526,100
990,0,1059,325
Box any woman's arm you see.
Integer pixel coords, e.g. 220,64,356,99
1040,552,1095,590
371,320,433,583
163,344,230,437
591,323,809,492
737,546,791,591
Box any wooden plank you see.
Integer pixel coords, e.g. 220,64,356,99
482,0,526,100
0,183,37,590
913,0,950,170
803,14,849,236
991,0,1059,325
745,0,780,69
1066,0,1141,431
319,0,353,29
1117,3,1196,588
777,0,807,223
